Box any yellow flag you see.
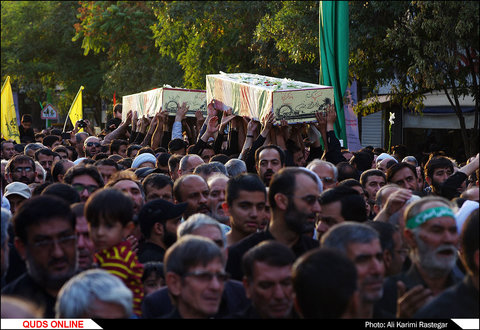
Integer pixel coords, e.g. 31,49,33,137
1,76,20,143
64,86,84,132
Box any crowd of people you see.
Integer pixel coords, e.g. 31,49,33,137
0,100,478,320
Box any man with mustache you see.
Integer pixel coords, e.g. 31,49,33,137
71,202,95,272
255,144,285,187
5,155,37,185
377,196,462,318
207,173,230,226
226,167,321,281
1,195,78,318
173,174,211,219
321,222,388,318
414,208,479,318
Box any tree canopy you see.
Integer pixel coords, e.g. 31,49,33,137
2,1,478,156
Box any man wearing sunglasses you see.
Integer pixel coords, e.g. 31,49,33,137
63,165,104,202
83,136,102,159
306,159,338,191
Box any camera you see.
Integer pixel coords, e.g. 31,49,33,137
77,119,87,128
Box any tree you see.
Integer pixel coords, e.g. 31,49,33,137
386,1,479,157
1,1,106,118
251,1,320,84
349,1,479,159
72,1,184,100
150,1,274,89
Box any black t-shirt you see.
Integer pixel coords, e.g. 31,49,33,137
1,272,57,318
226,230,319,281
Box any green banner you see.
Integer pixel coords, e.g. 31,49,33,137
319,1,349,148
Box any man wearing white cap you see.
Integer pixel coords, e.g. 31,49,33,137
376,153,398,173
4,182,32,215
131,152,157,169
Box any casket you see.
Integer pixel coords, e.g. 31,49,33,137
206,72,334,124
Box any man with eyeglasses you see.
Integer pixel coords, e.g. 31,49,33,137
83,136,102,159
142,213,250,318
163,235,229,318
5,155,37,185
226,167,321,281
63,164,104,202
1,195,78,318
306,158,338,191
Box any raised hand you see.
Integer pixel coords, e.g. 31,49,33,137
207,100,217,118
314,110,327,133
219,108,236,132
175,102,189,122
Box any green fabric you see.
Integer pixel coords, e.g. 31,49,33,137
319,1,349,148
406,207,455,229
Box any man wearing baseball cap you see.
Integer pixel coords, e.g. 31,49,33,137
136,199,187,263
4,182,32,215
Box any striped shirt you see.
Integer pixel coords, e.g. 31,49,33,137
95,240,144,317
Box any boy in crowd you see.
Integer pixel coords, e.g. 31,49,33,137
84,188,144,317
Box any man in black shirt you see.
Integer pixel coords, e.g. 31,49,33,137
1,195,78,317
226,167,321,281
19,114,35,144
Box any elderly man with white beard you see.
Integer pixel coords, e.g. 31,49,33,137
377,196,463,318
207,174,230,226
